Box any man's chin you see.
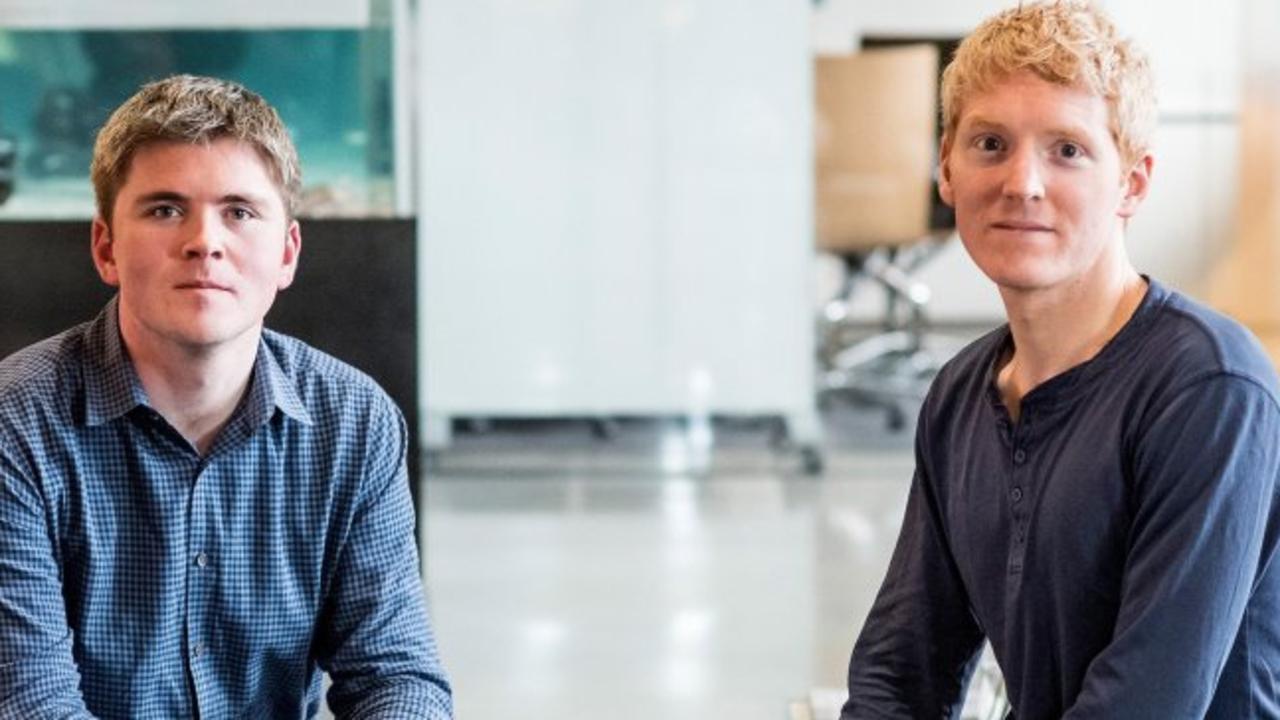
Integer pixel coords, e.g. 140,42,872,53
164,323,261,354
981,266,1068,296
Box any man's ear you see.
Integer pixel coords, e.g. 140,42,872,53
938,137,956,208
1118,153,1154,219
90,216,121,287
276,219,302,291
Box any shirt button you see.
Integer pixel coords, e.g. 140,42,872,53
192,643,205,659
195,552,209,568
1011,487,1023,503
1013,449,1027,464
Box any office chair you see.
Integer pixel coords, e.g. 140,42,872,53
814,45,952,430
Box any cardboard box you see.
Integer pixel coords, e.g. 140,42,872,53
814,45,939,252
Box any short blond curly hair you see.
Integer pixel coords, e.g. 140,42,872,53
91,74,301,224
940,0,1157,166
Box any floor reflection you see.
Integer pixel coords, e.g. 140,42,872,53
421,411,916,720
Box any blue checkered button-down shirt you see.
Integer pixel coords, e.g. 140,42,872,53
0,299,452,718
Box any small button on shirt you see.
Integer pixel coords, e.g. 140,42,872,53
0,299,452,718
845,280,1280,719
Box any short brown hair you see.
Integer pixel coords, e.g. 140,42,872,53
940,0,1157,166
90,74,301,223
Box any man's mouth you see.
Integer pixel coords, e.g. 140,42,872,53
175,281,233,292
991,221,1053,232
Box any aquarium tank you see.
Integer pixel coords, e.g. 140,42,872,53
0,4,399,219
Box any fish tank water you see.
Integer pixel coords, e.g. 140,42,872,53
0,24,397,219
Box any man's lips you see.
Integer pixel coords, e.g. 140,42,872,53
175,281,233,292
991,221,1054,232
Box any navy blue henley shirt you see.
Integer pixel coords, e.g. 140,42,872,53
844,279,1280,719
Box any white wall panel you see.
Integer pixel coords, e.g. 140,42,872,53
1106,0,1242,115
850,0,1016,37
419,0,815,432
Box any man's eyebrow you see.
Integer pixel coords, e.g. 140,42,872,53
1046,125,1097,142
131,190,188,206
961,116,1096,140
961,117,1007,132
221,193,271,206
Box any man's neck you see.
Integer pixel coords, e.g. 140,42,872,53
995,251,1147,422
120,320,260,456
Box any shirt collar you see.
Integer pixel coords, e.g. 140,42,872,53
983,276,1169,417
247,333,314,428
79,298,313,429
81,297,150,427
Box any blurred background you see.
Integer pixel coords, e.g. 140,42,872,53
1,0,1277,718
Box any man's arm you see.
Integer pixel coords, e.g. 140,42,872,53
316,400,452,720
0,442,95,718
1063,374,1280,718
842,414,984,719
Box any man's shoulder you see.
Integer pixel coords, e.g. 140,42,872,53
0,325,87,422
941,324,1007,375
259,330,408,480
259,328,399,417
928,324,1008,400
1144,289,1280,399
911,325,1008,440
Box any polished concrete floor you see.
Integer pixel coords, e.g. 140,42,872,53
419,409,925,720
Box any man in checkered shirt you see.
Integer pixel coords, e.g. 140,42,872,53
0,75,452,718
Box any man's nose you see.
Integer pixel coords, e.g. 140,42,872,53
1002,148,1046,201
182,209,226,259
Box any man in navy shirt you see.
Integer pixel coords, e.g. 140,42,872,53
843,2,1280,718
0,75,451,717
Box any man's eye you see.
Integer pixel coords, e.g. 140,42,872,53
228,207,254,221
976,135,1003,152
148,206,180,219
1058,142,1083,159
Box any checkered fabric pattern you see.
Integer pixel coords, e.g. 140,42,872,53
0,299,451,718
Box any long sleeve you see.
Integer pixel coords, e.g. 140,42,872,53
842,409,984,719
0,442,96,718
316,401,453,720
1062,374,1280,718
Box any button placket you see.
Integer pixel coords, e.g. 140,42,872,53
1009,433,1031,574
185,462,214,700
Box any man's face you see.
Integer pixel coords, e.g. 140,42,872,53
91,137,301,354
939,71,1152,295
